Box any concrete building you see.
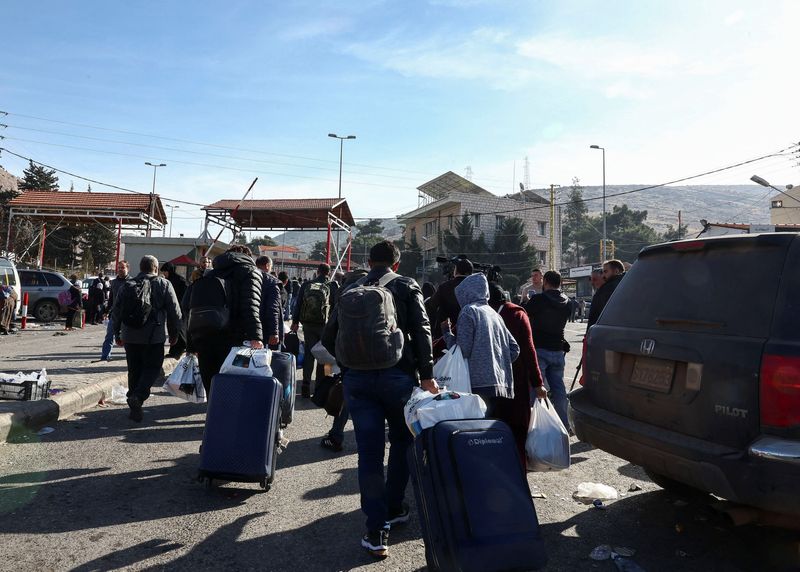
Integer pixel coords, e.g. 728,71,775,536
397,171,561,270
697,221,800,237
121,232,229,280
770,185,800,225
256,244,317,279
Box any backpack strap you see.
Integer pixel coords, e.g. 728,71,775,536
376,271,400,288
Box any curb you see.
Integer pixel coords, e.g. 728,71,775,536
0,357,179,443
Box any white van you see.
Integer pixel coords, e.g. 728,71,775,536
0,257,22,317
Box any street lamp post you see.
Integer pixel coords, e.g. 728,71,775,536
144,162,166,237
165,204,180,238
328,133,356,199
589,145,606,260
751,175,798,204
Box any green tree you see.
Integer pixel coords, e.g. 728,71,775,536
309,240,328,262
246,234,278,254
661,223,688,241
83,223,117,269
396,236,422,280
442,214,475,255
562,177,589,266
19,161,59,191
491,217,537,288
352,218,386,266
43,226,85,270
597,204,661,262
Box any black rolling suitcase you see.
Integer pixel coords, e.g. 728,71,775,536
408,419,547,572
198,373,282,491
270,351,296,427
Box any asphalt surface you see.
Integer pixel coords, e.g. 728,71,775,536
0,322,798,571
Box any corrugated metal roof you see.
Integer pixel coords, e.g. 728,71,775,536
206,198,344,210
204,198,354,229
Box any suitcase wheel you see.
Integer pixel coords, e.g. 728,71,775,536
259,478,271,491
200,477,213,490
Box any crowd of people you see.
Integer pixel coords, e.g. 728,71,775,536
98,241,626,560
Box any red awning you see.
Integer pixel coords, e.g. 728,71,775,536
168,254,199,267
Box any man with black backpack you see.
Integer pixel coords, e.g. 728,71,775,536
113,255,181,422
187,245,264,395
291,263,339,397
322,240,437,560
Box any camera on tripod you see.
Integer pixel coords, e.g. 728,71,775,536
435,255,502,283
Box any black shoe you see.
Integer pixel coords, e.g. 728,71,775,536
320,436,343,452
301,385,311,398
386,503,410,528
361,528,389,559
127,397,143,422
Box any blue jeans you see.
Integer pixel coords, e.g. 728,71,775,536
344,366,415,532
101,318,114,360
329,403,349,444
534,348,569,430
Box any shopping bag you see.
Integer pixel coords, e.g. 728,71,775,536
219,346,274,378
163,354,207,403
311,341,337,365
432,345,471,394
526,397,570,471
312,374,338,408
404,387,486,437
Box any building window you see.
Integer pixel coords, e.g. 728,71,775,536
537,221,547,236
473,213,481,227
448,215,453,229
410,227,417,243
495,215,506,230
538,250,547,265
772,200,783,208
424,220,437,237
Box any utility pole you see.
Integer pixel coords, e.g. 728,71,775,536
144,162,166,237
549,184,560,270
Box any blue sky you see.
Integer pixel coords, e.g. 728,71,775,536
1,0,798,238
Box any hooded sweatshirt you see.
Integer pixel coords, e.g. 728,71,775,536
443,273,520,398
526,288,571,352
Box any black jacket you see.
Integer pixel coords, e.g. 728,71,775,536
526,289,571,352
321,266,435,381
209,251,263,345
587,272,625,328
260,271,283,344
428,275,466,332
161,262,188,304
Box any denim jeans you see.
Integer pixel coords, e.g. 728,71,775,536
123,343,166,404
101,318,115,360
344,366,415,532
534,348,569,430
301,324,325,392
329,403,349,444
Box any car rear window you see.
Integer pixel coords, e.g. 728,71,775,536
20,271,46,287
599,240,788,338
0,267,16,287
44,273,66,287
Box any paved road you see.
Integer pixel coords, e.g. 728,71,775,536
0,322,797,571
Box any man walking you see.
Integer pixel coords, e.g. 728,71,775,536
526,270,572,431
160,261,189,358
322,240,437,559
291,263,338,397
187,245,264,396
427,257,472,338
587,259,626,328
113,255,181,422
519,267,544,301
98,260,129,362
256,255,283,349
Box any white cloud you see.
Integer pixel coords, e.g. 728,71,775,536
724,10,745,26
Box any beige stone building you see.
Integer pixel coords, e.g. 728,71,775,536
770,185,800,225
398,171,561,270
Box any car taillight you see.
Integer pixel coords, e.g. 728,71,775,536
671,240,706,251
579,337,587,386
760,354,800,428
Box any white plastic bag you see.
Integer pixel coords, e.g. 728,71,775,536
526,397,571,471
219,347,273,377
404,387,486,437
109,384,128,405
311,341,337,365
163,354,207,403
573,482,618,503
432,345,471,394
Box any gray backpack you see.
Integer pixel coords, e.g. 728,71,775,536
335,272,404,370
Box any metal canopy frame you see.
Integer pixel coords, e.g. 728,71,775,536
202,198,355,275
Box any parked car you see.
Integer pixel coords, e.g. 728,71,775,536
18,269,72,322
570,233,800,516
0,257,22,316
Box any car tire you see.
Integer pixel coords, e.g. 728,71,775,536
644,468,706,496
34,300,59,323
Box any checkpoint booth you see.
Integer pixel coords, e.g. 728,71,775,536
203,198,355,275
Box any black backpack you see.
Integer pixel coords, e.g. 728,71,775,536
119,276,155,328
188,274,230,342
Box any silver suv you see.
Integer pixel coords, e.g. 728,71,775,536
18,269,72,322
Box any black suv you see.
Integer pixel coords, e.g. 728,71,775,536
570,233,800,516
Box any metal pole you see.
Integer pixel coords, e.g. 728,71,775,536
601,148,606,260
148,166,156,237
549,184,555,270
38,223,47,269
115,219,122,267
337,138,344,200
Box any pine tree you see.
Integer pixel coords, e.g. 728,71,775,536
563,178,589,266
19,161,59,191
83,223,117,269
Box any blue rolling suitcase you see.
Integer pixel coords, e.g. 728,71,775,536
270,351,296,427
408,419,547,572
198,373,282,491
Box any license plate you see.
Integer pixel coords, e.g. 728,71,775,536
630,357,675,393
